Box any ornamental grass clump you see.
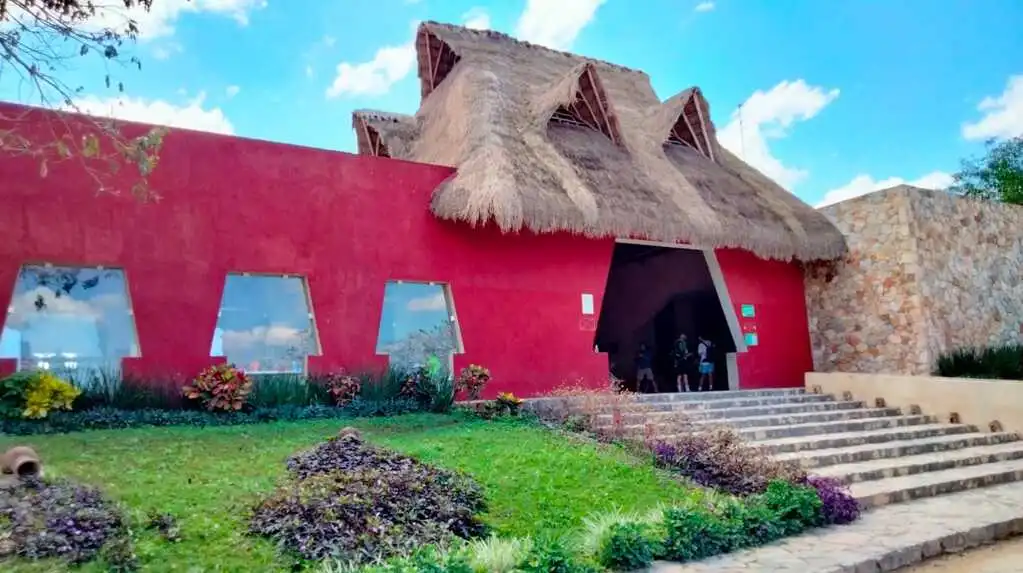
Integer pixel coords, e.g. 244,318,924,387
250,433,488,565
0,478,135,569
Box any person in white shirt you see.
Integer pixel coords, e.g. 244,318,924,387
696,335,714,392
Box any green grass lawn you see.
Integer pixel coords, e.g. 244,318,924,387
0,415,696,572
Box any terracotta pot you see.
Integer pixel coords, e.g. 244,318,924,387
1,446,42,477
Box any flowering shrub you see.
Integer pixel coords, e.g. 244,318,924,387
322,372,361,406
801,475,861,525
456,364,491,400
0,371,81,419
251,433,487,565
0,477,134,568
182,364,252,412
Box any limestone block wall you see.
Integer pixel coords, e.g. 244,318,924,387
805,186,1023,375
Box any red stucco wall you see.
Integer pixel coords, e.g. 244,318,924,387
0,103,813,395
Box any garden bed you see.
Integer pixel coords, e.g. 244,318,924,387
0,415,695,571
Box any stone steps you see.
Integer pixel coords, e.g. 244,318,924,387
774,432,1022,469
851,458,1023,510
593,403,887,429
755,423,978,455
814,441,1023,484
613,388,1023,512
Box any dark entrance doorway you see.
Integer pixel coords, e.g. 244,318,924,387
594,242,737,393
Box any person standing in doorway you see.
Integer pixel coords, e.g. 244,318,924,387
697,335,714,392
636,343,657,393
672,334,693,392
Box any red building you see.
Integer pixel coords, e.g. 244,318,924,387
0,22,845,398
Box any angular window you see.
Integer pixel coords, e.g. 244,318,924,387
0,264,139,376
376,281,462,373
211,274,319,375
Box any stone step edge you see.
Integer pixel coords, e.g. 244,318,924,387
826,517,1023,572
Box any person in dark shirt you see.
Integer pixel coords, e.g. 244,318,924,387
672,333,693,392
636,343,657,393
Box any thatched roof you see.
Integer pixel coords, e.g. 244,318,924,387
351,21,846,261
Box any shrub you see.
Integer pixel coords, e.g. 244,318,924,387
251,434,487,565
359,546,474,573
517,537,597,573
320,372,361,406
935,344,1023,380
596,521,659,571
0,478,134,568
717,496,784,548
456,364,491,400
182,363,252,411
802,476,861,525
757,480,823,535
653,427,805,496
0,371,81,419
660,504,733,562
495,392,524,415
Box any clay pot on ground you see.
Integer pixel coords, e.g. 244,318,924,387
1,446,43,478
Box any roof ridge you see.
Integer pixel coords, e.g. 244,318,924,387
421,20,648,77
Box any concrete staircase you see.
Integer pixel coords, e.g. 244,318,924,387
591,388,1023,510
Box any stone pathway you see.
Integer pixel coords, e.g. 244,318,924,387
902,536,1023,572
651,480,1023,572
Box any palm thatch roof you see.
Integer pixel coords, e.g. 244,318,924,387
352,21,846,261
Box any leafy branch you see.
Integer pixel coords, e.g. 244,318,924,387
0,0,170,200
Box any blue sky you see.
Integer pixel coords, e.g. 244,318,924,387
2,0,1022,207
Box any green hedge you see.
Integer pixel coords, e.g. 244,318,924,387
935,344,1023,380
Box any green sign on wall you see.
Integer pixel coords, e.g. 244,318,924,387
740,304,756,318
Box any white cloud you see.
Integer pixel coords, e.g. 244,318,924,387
14,0,268,40
718,79,840,190
695,2,715,12
514,0,606,50
152,42,184,60
222,325,304,349
305,65,315,79
225,85,240,98
72,93,234,134
817,171,953,207
463,7,492,30
323,35,337,48
325,29,417,98
406,292,448,312
962,74,1023,141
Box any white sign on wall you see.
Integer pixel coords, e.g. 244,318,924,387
581,293,595,315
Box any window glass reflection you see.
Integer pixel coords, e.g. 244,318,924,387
211,274,319,374
0,265,139,377
376,282,461,372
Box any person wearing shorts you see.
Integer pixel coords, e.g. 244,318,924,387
697,336,714,391
636,343,657,393
672,334,693,392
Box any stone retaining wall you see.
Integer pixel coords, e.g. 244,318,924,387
806,185,1023,375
